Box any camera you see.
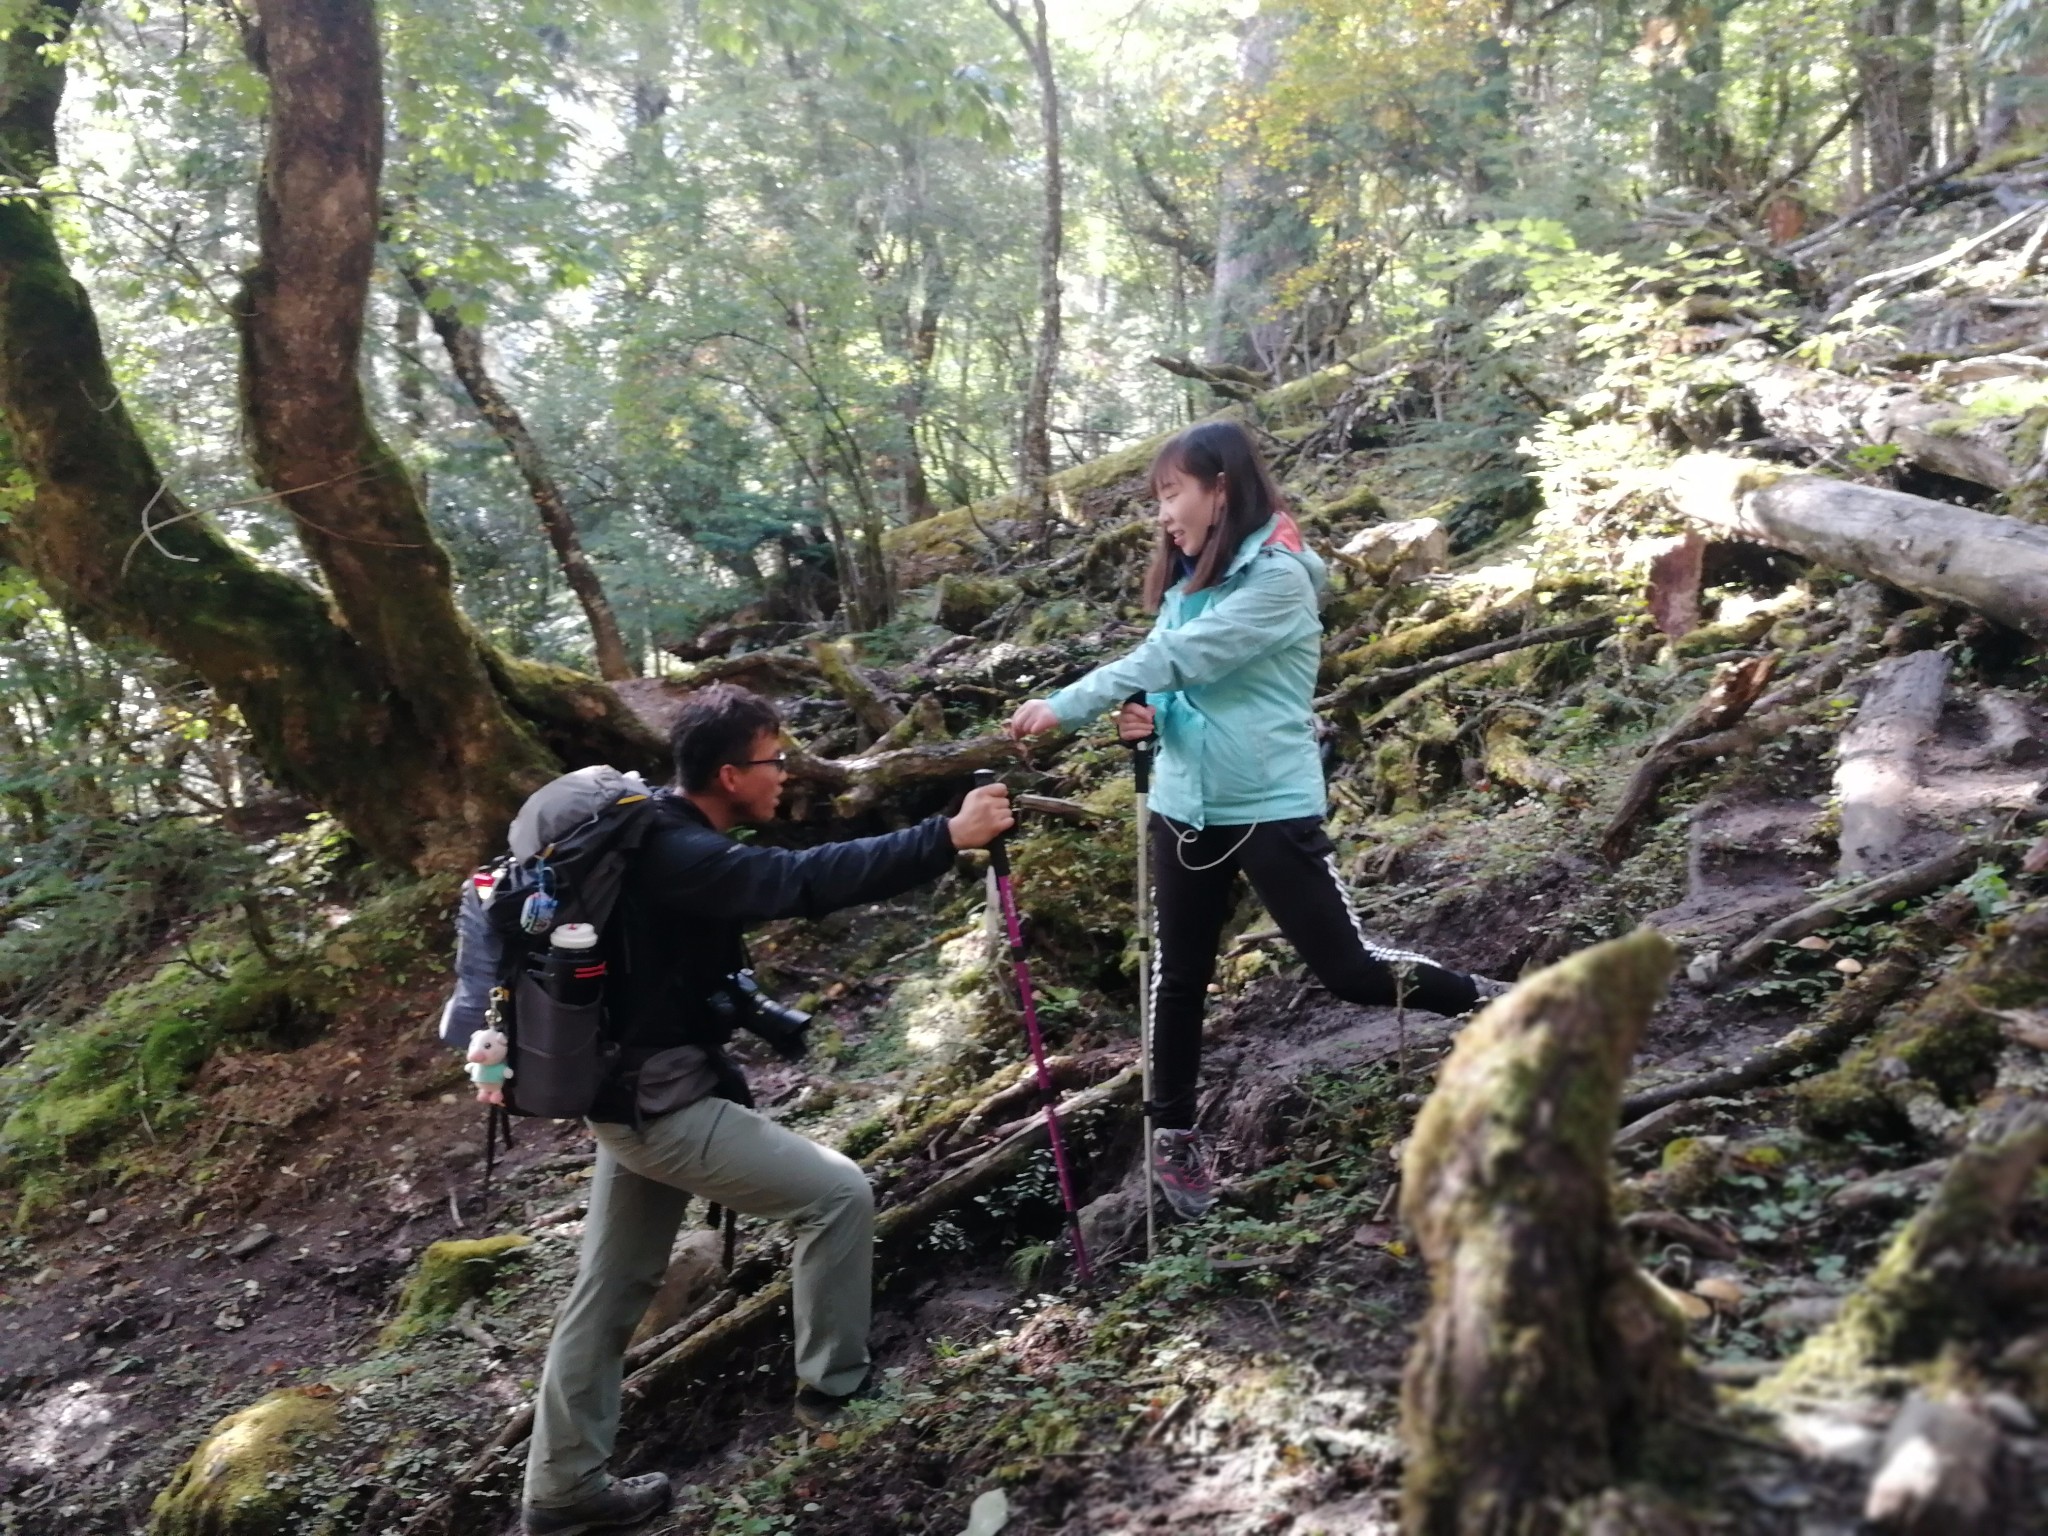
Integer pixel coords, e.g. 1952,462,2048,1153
706,969,812,1060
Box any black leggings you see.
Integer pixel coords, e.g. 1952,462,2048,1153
1148,814,1478,1130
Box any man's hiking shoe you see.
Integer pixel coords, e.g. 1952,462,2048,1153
522,1473,672,1536
1150,1128,1216,1220
794,1366,879,1430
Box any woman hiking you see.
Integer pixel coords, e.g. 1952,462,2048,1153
1007,421,1506,1220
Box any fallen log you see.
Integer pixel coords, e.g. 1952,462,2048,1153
1743,363,2039,493
1836,651,1952,878
1317,613,1615,712
1599,654,1777,863
1766,1101,2048,1397
1779,147,1977,257
1401,929,1705,1534
1481,713,1577,799
1720,843,1979,981
1667,457,2048,641
1621,885,1978,1120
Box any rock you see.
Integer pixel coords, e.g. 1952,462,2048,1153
84,1208,108,1227
1758,1296,1843,1334
626,1230,726,1349
1076,1182,1147,1266
378,1234,532,1347
1783,1407,1885,1466
961,1487,1010,1536
149,1385,341,1535
226,1225,276,1261
1684,950,1723,988
1337,518,1447,584
1864,1391,2002,1533
935,574,1020,635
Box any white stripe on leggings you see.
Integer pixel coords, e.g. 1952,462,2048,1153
1318,849,1440,970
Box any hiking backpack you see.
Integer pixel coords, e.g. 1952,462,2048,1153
439,765,660,1119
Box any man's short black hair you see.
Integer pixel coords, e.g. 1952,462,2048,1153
670,684,784,792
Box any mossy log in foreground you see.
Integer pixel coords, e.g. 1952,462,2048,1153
1401,928,1705,1536
150,1386,341,1536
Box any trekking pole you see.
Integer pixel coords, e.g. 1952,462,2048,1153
973,769,1094,1283
1120,692,1158,1260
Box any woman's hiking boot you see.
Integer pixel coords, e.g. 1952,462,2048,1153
522,1473,673,1535
1150,1128,1216,1220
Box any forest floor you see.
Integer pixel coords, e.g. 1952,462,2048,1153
5,186,2048,1535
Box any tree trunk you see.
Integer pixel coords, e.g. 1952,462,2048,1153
1208,10,1310,373
395,256,638,681
988,0,1062,549
1669,456,2048,640
1859,0,1939,191
1646,0,1742,189
1400,929,1705,1534
0,0,652,871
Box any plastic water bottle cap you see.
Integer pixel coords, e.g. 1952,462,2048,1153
550,922,598,950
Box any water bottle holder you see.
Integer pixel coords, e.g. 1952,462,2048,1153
508,972,607,1118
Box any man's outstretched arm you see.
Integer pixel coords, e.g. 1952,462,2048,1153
653,784,1013,923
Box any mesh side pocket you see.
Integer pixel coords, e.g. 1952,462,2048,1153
508,972,606,1118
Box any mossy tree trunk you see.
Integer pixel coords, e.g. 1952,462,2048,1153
0,0,655,871
1400,929,1706,1535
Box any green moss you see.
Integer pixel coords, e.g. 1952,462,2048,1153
380,1235,532,1347
1017,598,1098,644
839,1115,891,1161
149,1386,342,1536
1309,482,1385,522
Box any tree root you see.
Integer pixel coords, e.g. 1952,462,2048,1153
1720,844,1980,981
782,734,1024,819
1599,654,1777,863
1620,885,1979,1122
1763,1102,2048,1399
1796,900,2048,1143
1400,929,1706,1534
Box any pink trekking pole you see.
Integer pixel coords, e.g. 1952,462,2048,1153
974,769,1094,1282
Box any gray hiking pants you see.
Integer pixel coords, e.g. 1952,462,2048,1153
522,1097,874,1509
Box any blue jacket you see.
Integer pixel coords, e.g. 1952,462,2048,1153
1045,513,1327,828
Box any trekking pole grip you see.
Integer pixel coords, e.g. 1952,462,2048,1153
972,768,1012,878
1123,691,1154,794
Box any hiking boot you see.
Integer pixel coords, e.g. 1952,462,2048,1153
794,1365,879,1430
522,1473,673,1536
1150,1128,1216,1221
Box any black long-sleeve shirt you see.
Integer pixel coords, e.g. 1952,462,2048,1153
606,793,957,1060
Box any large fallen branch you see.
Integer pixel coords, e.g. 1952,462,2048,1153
1599,654,1777,863
1401,929,1705,1533
1668,457,2048,641
1316,613,1615,711
1620,885,1978,1121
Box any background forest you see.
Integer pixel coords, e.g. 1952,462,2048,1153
3,0,2048,1532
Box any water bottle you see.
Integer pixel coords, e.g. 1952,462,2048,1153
539,922,605,1005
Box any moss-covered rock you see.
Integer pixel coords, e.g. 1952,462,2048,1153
935,574,1020,634
150,1386,342,1536
379,1235,532,1346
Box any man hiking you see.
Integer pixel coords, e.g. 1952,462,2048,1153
521,683,1014,1536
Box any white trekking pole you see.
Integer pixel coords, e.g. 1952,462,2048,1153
1124,693,1158,1260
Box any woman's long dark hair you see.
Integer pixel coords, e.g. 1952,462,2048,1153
1140,421,1289,612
